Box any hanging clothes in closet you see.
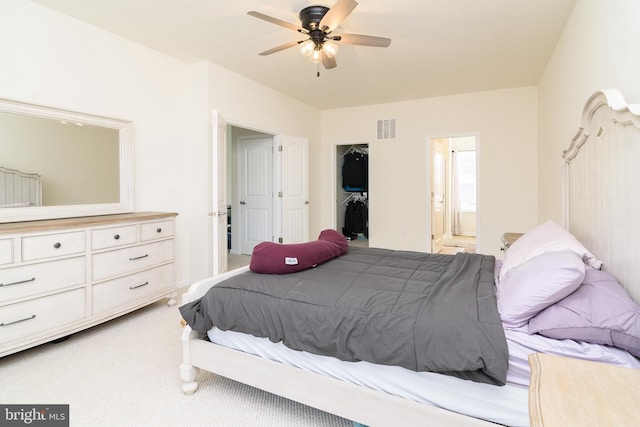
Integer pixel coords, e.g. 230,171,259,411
343,197,368,240
342,150,368,191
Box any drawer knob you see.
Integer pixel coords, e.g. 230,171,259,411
129,254,149,261
156,228,162,233
53,242,61,249
114,234,120,240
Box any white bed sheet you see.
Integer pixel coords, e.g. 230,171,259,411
209,327,530,426
504,328,640,385
208,326,640,427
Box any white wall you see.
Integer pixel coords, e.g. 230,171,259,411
8,0,631,281
204,60,321,244
321,87,539,256
0,2,320,286
1,1,197,286
538,0,640,223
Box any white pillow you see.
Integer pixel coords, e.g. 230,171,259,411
499,220,601,283
497,250,585,329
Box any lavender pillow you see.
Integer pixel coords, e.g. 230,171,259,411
499,220,601,284
528,268,640,357
497,251,585,329
249,229,348,274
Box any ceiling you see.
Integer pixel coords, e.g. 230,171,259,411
30,0,577,110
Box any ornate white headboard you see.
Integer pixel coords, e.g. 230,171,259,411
563,89,640,304
0,165,42,208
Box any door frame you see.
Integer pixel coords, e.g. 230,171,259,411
211,111,228,276
427,133,480,253
430,138,448,254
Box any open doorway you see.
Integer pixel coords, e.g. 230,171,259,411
336,143,369,247
430,136,477,254
226,126,274,269
218,125,310,273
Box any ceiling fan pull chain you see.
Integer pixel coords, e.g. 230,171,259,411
317,62,320,77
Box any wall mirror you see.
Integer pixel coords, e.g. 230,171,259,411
0,98,133,223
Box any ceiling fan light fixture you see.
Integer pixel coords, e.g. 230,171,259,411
322,40,339,58
310,48,322,64
299,39,315,56
249,0,391,73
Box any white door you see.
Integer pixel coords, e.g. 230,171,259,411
239,137,273,254
276,135,309,244
431,139,447,253
211,111,228,275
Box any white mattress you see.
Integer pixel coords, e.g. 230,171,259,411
208,326,640,427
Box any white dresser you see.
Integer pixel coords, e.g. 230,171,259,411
0,212,178,357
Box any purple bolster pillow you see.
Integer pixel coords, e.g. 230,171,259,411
249,229,348,274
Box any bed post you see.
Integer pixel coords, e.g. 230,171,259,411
180,325,201,395
166,290,178,307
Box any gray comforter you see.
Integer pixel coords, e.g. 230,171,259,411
180,247,508,385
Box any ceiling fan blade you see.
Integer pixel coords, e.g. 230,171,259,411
258,40,301,56
247,11,301,32
322,52,337,70
336,33,391,47
320,0,358,32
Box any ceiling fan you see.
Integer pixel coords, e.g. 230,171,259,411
247,0,391,73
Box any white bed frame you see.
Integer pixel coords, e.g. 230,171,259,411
0,165,42,207
180,267,493,427
180,89,640,426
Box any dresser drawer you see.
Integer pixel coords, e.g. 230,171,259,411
22,231,86,261
92,225,138,250
92,239,174,281
0,239,12,265
141,220,174,242
0,288,86,345
92,264,173,314
0,257,86,304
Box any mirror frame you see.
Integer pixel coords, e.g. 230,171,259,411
0,98,133,223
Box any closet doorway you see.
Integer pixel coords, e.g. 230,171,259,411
225,126,309,257
430,136,477,254
211,116,309,276
227,127,274,272
336,144,369,247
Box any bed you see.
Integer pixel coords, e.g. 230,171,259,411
179,89,640,426
0,165,42,208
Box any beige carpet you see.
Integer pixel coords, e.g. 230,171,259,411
228,253,251,270
0,298,351,427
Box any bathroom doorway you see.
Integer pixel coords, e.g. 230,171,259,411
430,136,477,254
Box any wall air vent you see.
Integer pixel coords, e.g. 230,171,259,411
377,119,396,140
